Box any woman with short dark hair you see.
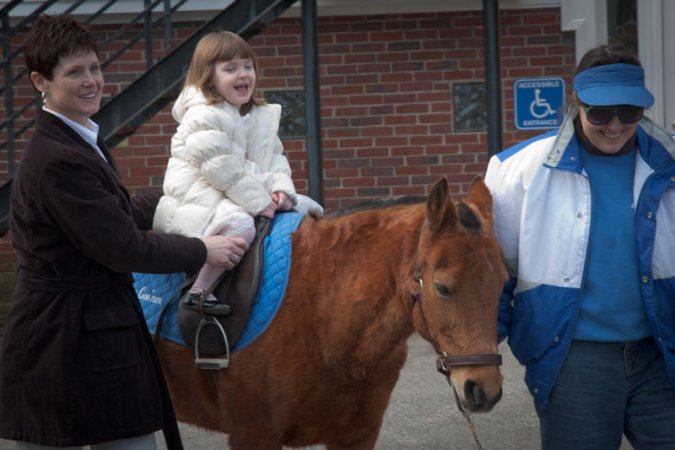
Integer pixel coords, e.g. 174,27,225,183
0,14,248,450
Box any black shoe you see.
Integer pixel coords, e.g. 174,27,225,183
182,292,232,316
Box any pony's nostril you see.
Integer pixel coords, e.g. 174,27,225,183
464,379,486,409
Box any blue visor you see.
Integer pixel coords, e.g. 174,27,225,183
573,63,654,107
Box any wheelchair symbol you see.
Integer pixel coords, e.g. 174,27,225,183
530,89,556,118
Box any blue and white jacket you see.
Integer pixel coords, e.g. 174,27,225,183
485,110,675,411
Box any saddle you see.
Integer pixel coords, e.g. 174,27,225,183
178,216,272,369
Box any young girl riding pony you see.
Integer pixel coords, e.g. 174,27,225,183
153,31,322,315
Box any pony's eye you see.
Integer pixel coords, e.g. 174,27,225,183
433,283,454,299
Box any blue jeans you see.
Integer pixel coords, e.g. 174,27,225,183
536,337,675,450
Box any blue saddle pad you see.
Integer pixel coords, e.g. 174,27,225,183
135,211,305,352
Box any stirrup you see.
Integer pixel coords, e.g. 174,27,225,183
194,317,230,370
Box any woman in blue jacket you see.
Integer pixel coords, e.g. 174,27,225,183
486,43,675,449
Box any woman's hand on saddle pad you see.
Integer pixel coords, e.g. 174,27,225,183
202,235,249,269
272,191,293,211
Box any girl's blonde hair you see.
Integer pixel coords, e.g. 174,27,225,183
185,31,265,114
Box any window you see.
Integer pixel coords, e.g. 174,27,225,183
263,90,306,139
453,82,487,133
607,0,637,54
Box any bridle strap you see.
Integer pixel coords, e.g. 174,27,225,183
436,353,503,376
440,353,503,366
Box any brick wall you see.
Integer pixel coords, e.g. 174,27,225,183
0,7,575,325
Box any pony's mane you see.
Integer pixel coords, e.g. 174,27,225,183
320,194,483,231
327,195,427,218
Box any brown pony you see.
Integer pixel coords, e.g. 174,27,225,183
157,176,508,449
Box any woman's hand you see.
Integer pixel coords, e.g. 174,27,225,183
201,235,249,269
272,191,293,211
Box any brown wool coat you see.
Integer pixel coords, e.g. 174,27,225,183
0,111,206,447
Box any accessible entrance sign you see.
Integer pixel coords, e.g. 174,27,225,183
514,78,565,130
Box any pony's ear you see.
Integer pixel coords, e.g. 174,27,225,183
426,177,458,233
465,176,493,223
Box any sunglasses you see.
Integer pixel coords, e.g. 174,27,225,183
580,104,644,126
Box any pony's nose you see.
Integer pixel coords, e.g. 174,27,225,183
464,379,502,412
464,379,485,408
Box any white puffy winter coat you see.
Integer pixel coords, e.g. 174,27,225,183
153,86,297,237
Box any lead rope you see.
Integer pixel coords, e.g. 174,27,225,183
461,410,484,450
445,373,485,450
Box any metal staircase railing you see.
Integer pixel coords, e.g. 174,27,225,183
0,0,188,174
0,0,300,236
